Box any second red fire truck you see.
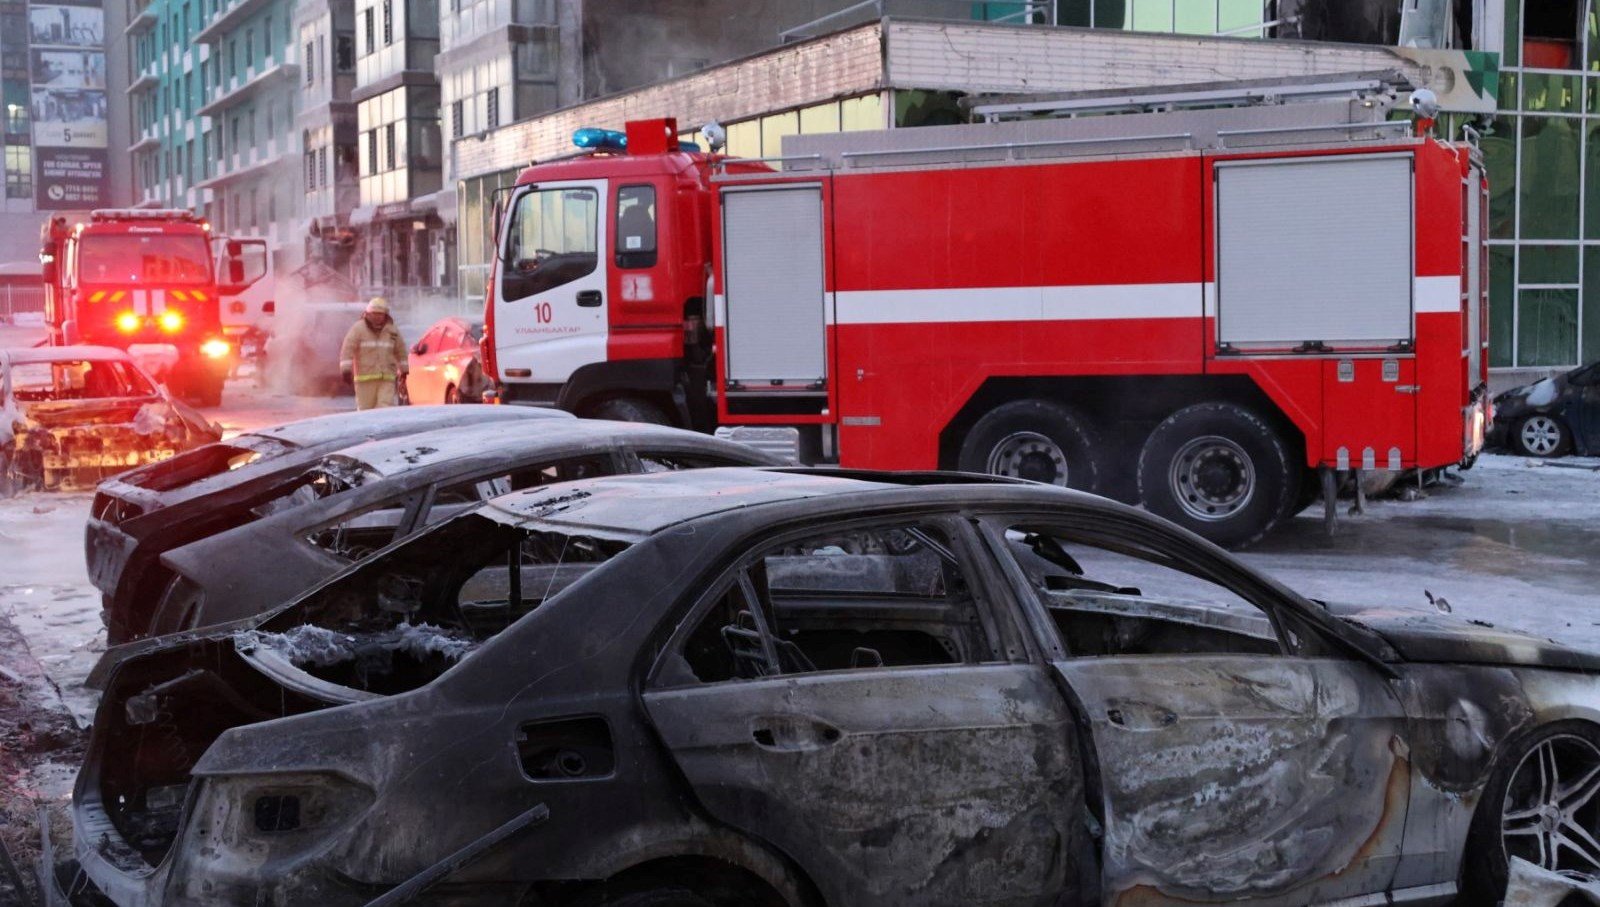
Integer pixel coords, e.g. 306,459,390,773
483,88,1490,547
39,209,268,406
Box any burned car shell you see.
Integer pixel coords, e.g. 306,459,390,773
140,420,779,637
73,469,1600,906
2,346,218,493
1490,360,1600,456
86,404,571,642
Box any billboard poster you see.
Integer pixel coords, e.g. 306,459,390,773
28,0,109,209
27,5,103,49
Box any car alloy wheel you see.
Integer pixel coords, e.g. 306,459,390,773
1518,415,1566,457
1500,733,1600,873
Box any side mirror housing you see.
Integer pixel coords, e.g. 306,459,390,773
411,342,427,355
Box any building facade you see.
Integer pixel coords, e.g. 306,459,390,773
0,0,128,271
350,0,443,288
295,0,359,269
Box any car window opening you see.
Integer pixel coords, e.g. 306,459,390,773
682,523,1001,683
237,516,631,696
1002,526,1284,658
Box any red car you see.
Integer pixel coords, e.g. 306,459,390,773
405,316,487,404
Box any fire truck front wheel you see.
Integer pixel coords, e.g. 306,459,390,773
957,399,1101,493
1137,403,1292,549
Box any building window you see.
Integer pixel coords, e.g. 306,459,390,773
385,122,395,170
363,8,374,55
250,188,259,228
318,146,327,185
382,0,392,45
245,28,254,68
367,128,377,173
451,99,463,138
306,148,317,188
4,144,30,199
485,87,499,130
263,18,271,59
1523,0,1580,69
336,34,354,70
317,35,326,82
305,41,314,84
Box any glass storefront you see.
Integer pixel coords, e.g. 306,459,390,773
1489,0,1600,369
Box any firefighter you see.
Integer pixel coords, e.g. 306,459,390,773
339,297,408,410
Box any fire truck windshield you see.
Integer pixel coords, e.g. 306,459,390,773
76,233,213,285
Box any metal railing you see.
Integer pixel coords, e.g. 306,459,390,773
0,286,45,324
779,0,1056,42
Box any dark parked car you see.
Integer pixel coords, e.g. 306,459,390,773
143,420,778,636
70,468,1600,905
2,346,219,494
1491,360,1600,457
87,405,571,643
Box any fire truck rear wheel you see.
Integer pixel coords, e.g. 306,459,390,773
957,400,1101,492
590,397,672,426
1137,403,1292,549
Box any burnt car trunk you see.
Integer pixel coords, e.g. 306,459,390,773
9,397,218,493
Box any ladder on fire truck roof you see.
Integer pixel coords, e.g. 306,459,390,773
761,71,1422,176
964,70,1418,121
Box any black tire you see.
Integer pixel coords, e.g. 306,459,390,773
1511,413,1571,458
193,374,224,408
445,384,461,405
590,396,672,425
1460,720,1600,905
956,399,1102,493
566,886,714,907
1136,403,1292,549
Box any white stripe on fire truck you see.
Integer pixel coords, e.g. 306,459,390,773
1413,275,1460,314
834,283,1206,325
713,276,1461,329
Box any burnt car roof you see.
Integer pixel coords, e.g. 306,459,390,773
336,418,771,478
1,345,141,366
482,466,1065,538
251,403,571,447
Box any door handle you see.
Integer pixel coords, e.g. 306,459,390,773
751,717,843,751
1106,703,1177,730
576,290,602,307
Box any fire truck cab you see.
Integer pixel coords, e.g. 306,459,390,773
486,92,1490,548
39,209,268,406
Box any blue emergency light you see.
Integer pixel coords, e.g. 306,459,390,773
573,127,627,151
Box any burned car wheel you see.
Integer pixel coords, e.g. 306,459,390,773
1462,721,1600,902
1513,414,1571,458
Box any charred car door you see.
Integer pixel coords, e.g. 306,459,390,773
643,516,1093,906
980,515,1414,905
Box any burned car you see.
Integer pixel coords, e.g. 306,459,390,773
139,420,778,637
1491,359,1600,457
88,404,571,643
68,468,1600,904
1,346,218,495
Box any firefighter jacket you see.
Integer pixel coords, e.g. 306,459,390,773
339,320,408,383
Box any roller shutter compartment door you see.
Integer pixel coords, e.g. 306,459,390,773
1216,155,1414,348
720,185,827,387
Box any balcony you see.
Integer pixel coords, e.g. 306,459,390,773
194,0,278,44
198,61,300,116
124,1,157,36
126,68,159,93
128,129,161,153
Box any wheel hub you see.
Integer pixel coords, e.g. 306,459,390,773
1168,436,1255,522
987,432,1069,486
1501,734,1600,874
1521,416,1563,456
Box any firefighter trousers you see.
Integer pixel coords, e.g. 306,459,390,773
355,378,397,410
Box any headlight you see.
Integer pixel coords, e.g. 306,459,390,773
200,339,231,359
116,311,141,333
159,311,184,333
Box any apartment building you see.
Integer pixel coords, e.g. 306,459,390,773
350,0,442,288
295,0,359,267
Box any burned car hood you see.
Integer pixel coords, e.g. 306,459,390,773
1328,602,1600,672
1493,373,1570,418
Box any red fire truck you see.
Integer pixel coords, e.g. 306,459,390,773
38,209,268,406
484,91,1490,547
